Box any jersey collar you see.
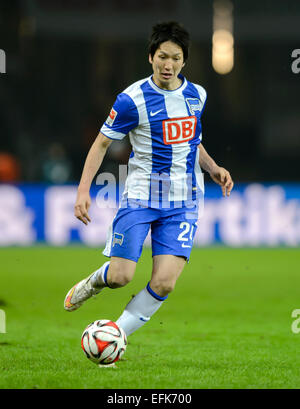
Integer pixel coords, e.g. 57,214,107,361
148,73,187,95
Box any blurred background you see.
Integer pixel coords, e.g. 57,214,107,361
0,0,300,246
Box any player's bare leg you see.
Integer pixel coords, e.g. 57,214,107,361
116,255,186,336
64,257,136,311
149,254,186,298
106,257,136,288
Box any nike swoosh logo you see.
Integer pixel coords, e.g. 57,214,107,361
150,109,163,117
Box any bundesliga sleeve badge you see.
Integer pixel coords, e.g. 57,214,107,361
106,107,118,127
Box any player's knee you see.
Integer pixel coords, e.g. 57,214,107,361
107,266,133,288
161,281,176,295
151,277,176,297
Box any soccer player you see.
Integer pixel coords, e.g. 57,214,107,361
64,22,233,338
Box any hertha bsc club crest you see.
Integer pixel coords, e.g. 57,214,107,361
112,232,124,247
186,98,202,115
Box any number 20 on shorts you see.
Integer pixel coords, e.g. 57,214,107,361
177,222,194,248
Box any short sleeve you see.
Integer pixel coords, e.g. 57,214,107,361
100,93,139,140
194,85,207,117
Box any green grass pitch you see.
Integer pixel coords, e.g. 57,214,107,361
0,246,299,389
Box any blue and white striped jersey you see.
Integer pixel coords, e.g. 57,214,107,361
100,74,207,207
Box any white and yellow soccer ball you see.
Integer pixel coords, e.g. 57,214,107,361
81,320,127,365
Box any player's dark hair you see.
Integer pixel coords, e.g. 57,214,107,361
148,21,190,62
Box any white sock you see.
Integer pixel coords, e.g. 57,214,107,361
116,282,168,336
90,261,110,289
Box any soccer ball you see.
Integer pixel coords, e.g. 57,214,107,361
81,319,127,365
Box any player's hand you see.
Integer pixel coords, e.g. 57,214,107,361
74,191,92,225
209,165,234,197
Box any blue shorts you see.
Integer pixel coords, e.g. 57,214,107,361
103,205,198,263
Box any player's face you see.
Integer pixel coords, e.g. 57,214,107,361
149,41,185,90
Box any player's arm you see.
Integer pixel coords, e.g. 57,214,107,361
198,143,234,197
75,92,137,225
75,132,112,225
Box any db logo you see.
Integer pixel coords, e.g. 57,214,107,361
163,116,196,144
